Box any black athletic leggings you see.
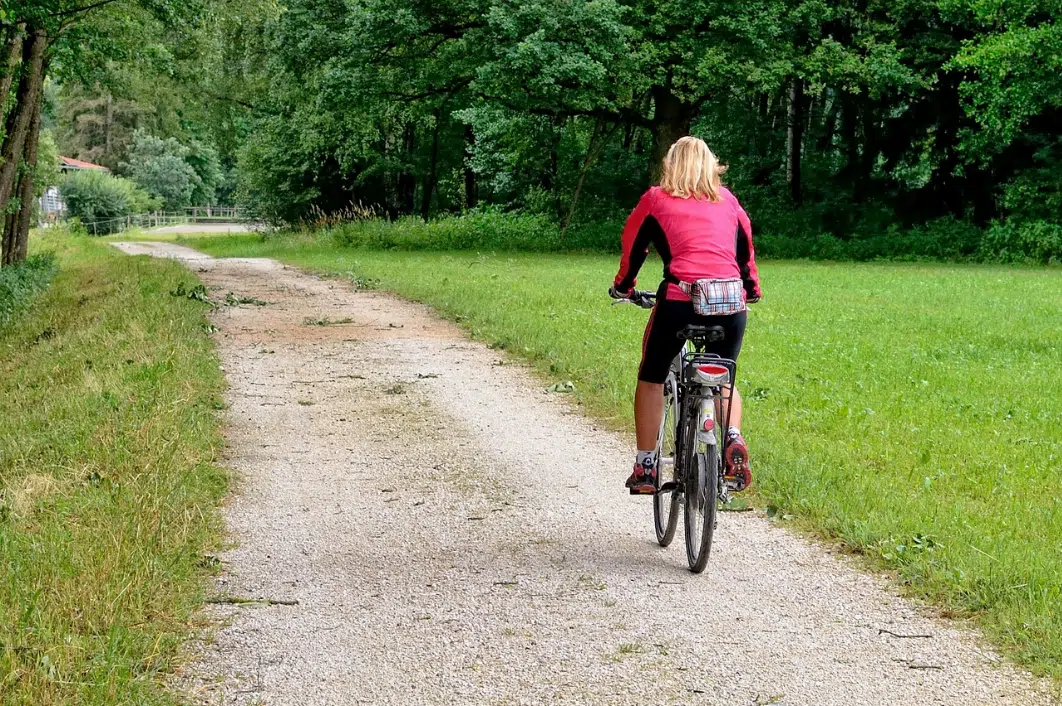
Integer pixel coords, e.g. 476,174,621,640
637,285,747,384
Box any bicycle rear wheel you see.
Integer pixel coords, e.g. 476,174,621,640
653,372,681,547
683,436,719,573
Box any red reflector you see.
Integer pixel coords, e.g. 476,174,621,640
698,364,729,376
703,418,715,432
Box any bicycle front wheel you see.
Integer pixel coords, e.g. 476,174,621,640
653,372,681,547
684,440,719,573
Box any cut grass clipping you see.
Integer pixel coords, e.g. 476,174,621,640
188,231,1062,679
0,231,227,705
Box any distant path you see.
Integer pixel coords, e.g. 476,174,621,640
114,240,1054,706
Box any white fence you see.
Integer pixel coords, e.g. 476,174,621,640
63,208,248,236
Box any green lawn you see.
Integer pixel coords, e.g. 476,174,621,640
187,231,1062,678
0,232,227,704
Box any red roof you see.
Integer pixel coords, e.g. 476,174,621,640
59,156,109,171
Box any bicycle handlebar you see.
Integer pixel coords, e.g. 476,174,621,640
610,289,656,310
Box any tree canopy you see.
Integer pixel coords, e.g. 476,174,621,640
3,0,1062,261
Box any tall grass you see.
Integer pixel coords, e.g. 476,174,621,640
0,232,227,704
307,210,623,252
0,253,58,329
261,211,1062,263
189,231,1062,679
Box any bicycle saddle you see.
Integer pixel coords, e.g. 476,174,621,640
677,325,725,343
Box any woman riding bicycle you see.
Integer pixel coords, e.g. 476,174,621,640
610,136,761,495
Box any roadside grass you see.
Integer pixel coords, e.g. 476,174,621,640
0,231,227,704
0,252,59,328
185,231,1062,679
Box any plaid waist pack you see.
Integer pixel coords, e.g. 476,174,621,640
678,278,747,316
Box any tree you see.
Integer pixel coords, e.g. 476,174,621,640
120,130,201,209
0,0,212,265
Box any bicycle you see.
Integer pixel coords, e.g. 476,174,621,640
614,289,737,573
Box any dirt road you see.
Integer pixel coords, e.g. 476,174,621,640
113,241,1053,706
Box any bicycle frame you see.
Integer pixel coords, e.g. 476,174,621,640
672,343,737,505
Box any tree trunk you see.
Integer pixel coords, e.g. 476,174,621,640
0,25,25,125
1,211,14,265
10,80,45,264
104,92,113,162
562,121,618,236
817,89,839,152
396,123,416,214
786,77,805,204
463,124,477,209
421,114,441,221
648,86,695,183
0,27,45,218
840,93,859,186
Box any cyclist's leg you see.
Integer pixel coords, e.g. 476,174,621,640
635,296,690,448
698,311,752,487
697,310,747,425
722,386,743,430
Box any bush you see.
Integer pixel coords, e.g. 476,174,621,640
322,210,626,254
60,170,159,235
302,207,1062,266
756,217,984,261
0,253,58,328
981,220,1062,264
329,211,559,251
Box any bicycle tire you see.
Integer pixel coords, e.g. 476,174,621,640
653,372,681,547
684,433,719,573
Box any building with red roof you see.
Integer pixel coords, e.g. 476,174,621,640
58,156,110,172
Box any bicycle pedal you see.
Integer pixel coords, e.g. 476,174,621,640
723,476,747,492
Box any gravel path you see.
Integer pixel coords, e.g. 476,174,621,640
146,223,252,234
114,241,1055,706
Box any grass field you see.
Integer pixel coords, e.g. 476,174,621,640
184,231,1062,678
0,232,226,704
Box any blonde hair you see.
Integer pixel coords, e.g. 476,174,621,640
659,136,727,202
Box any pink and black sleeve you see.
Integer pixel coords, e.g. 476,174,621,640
733,197,762,301
613,190,664,293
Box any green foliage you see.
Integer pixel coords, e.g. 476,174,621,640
981,220,1062,264
287,210,1062,264
120,130,202,209
184,139,223,205
326,211,619,252
190,233,1062,677
755,217,985,262
27,0,1062,247
60,169,159,234
0,252,58,328
194,0,1062,246
53,87,144,171
35,131,61,196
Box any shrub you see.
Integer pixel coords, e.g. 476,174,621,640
755,217,984,262
295,207,1062,266
329,211,562,251
981,220,1062,264
0,252,58,328
60,170,159,235
323,210,627,253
